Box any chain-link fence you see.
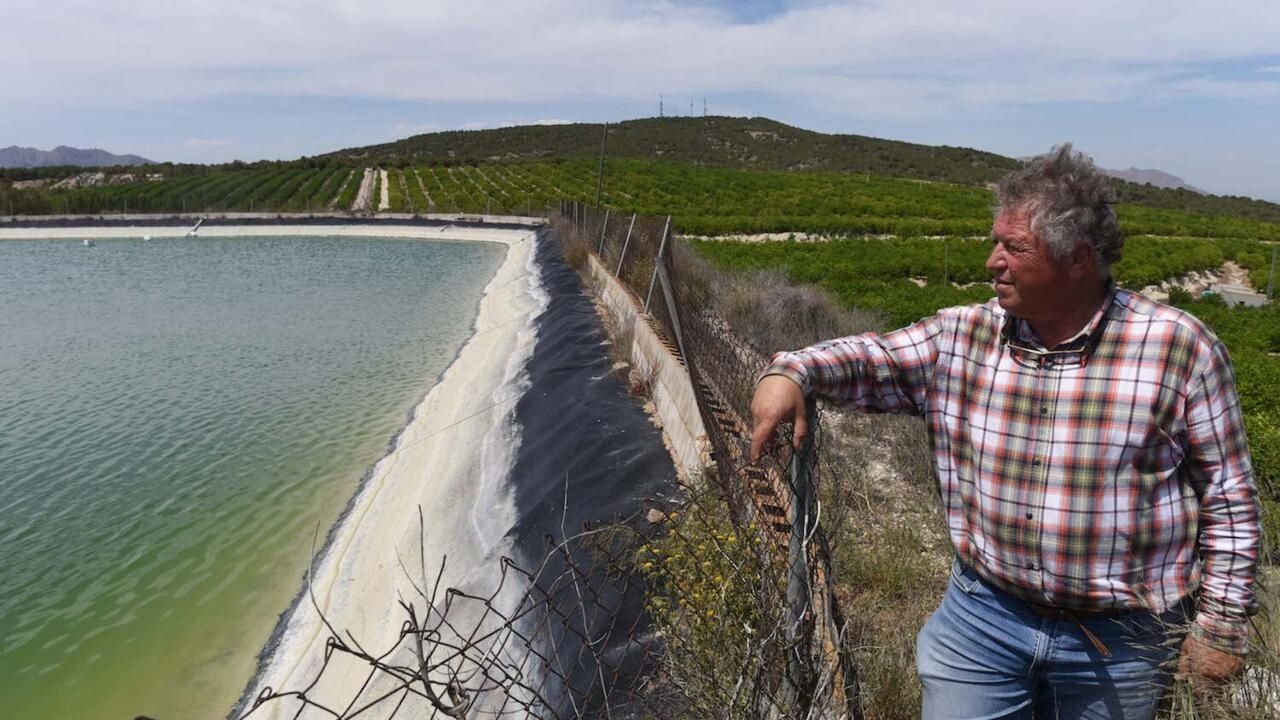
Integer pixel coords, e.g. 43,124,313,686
242,203,867,719
557,201,865,717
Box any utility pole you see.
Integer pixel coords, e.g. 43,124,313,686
595,122,608,206
703,97,707,116
659,94,664,118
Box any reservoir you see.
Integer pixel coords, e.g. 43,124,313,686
0,233,504,719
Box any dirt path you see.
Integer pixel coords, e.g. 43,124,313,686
1143,260,1256,300
350,168,375,213
378,169,390,211
1220,260,1251,287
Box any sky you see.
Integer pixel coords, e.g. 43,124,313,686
3,0,1279,201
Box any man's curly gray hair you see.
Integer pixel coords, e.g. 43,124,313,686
996,144,1124,275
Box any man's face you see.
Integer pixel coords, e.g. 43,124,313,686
985,207,1077,322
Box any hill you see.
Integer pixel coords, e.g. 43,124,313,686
325,116,1020,185
326,116,1280,223
0,145,153,168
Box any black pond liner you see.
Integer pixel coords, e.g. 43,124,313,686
506,232,678,717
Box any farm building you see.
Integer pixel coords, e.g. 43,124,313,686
1208,283,1269,308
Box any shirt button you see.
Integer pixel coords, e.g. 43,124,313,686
1026,562,1036,570
1040,407,1048,415
1026,512,1034,520
1032,459,1041,467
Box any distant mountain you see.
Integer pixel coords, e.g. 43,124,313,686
1103,167,1204,194
0,145,153,168
326,116,1021,185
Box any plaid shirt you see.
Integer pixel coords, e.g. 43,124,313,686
764,288,1260,653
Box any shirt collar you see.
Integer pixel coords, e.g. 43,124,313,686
1007,282,1117,351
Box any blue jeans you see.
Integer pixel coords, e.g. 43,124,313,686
916,561,1184,720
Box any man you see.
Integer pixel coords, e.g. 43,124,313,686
750,145,1259,719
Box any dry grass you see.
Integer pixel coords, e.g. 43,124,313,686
818,413,947,720
673,242,885,352
560,220,591,270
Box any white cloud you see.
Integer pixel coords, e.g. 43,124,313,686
1257,66,1280,74
1167,76,1280,99
452,118,574,132
2,1,1279,115
391,122,441,136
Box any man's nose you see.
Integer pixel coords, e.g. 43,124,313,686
986,243,1005,274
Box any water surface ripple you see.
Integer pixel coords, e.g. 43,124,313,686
0,235,502,719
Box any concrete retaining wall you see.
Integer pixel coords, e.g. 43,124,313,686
586,254,709,480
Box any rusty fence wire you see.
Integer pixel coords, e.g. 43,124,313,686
242,202,864,720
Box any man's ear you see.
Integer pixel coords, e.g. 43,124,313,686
1069,241,1095,281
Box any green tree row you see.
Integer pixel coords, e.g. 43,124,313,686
6,159,1280,244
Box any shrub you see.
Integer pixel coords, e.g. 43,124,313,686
640,492,774,718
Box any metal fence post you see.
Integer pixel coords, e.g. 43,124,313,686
644,216,672,311
615,214,637,277
655,261,688,363
597,209,611,255
783,398,818,712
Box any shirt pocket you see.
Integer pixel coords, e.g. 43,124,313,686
1122,423,1183,478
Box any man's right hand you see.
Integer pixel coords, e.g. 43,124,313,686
749,375,808,461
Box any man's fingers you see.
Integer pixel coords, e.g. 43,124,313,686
792,410,809,449
749,421,774,461
750,375,807,460
1178,633,1245,687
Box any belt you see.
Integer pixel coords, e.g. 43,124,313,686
955,561,1136,659
1026,603,1121,658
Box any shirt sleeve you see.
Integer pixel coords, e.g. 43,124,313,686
1183,340,1260,655
759,314,944,416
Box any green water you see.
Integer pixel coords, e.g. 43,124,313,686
0,235,505,719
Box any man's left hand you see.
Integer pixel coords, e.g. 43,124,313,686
1177,634,1245,688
